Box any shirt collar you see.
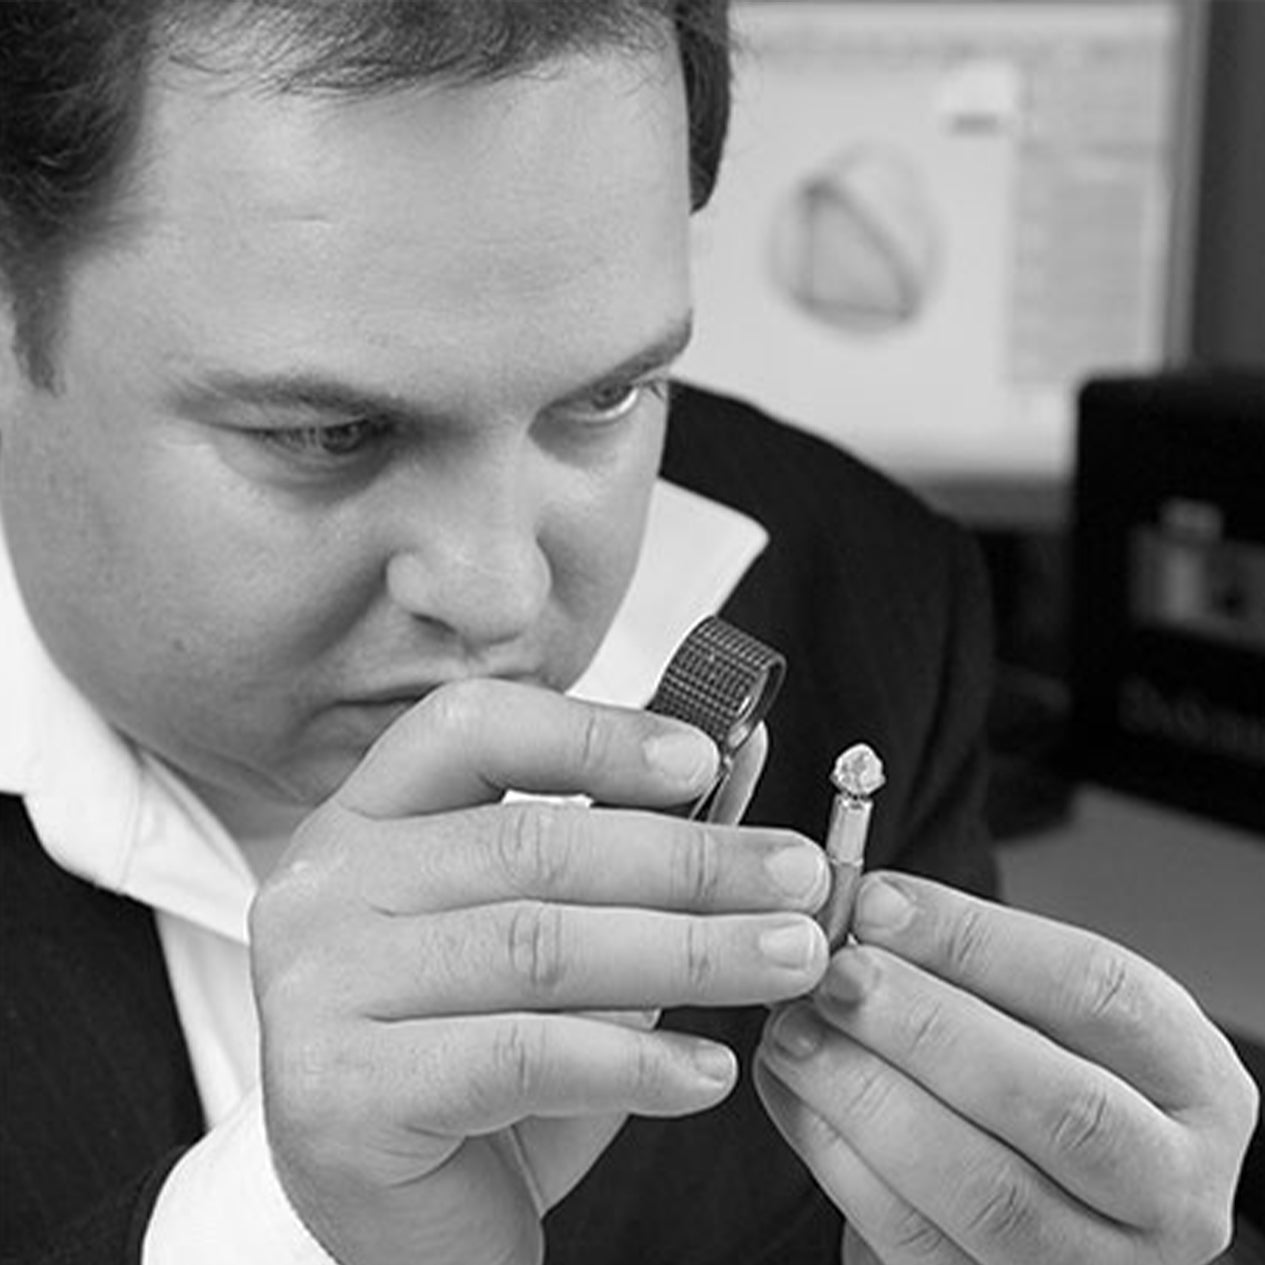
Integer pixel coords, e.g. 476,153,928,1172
0,479,767,941
569,479,768,707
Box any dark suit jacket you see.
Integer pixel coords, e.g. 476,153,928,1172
1,386,997,1264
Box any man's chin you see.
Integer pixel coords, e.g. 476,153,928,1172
272,738,382,808
283,700,433,801
201,729,383,816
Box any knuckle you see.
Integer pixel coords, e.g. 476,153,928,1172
626,1033,668,1101
884,1204,953,1260
681,918,718,991
249,840,340,950
1046,1081,1117,1168
494,802,575,894
505,901,568,998
1072,942,1140,1025
835,1057,896,1130
942,901,996,980
575,704,615,775
896,988,954,1064
959,1166,1040,1251
252,930,340,1024
264,1029,367,1142
796,1098,845,1154
671,823,723,908
420,676,490,741
488,1017,550,1105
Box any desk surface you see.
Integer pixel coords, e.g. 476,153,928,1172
997,787,1265,1044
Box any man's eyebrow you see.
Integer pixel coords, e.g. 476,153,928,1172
566,314,694,395
169,314,695,423
171,371,419,425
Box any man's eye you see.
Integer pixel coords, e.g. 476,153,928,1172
560,378,667,426
257,418,387,461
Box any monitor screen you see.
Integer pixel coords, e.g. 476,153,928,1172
678,0,1203,519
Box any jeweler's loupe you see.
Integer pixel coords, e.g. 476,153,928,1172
647,616,786,818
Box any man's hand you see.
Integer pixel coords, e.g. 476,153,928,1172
249,680,831,1265
755,872,1259,1265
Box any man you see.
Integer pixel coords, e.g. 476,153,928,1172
0,2,1256,1263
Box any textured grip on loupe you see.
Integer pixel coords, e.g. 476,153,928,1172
647,617,786,757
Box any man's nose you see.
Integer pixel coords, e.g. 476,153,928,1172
383,463,551,650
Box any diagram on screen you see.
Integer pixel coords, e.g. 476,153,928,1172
769,143,943,335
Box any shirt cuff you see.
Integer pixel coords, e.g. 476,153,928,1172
143,1087,336,1265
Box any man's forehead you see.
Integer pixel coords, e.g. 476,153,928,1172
59,38,693,418
132,43,687,235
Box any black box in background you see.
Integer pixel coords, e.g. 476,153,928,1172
1069,371,1265,836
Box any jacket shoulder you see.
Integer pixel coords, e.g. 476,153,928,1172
663,382,962,565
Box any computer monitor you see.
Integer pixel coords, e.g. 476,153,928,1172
678,0,1206,523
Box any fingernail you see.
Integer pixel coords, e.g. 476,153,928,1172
821,947,879,1006
643,728,717,787
854,876,915,935
765,845,829,903
759,919,824,971
770,1005,824,1060
692,1042,737,1086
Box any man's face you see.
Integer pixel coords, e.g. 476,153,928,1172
0,43,693,808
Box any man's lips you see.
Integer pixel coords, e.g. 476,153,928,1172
344,670,548,709
302,671,556,755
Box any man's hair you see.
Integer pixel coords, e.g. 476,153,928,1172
0,0,732,387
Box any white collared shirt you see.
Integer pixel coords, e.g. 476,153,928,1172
0,480,766,1263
